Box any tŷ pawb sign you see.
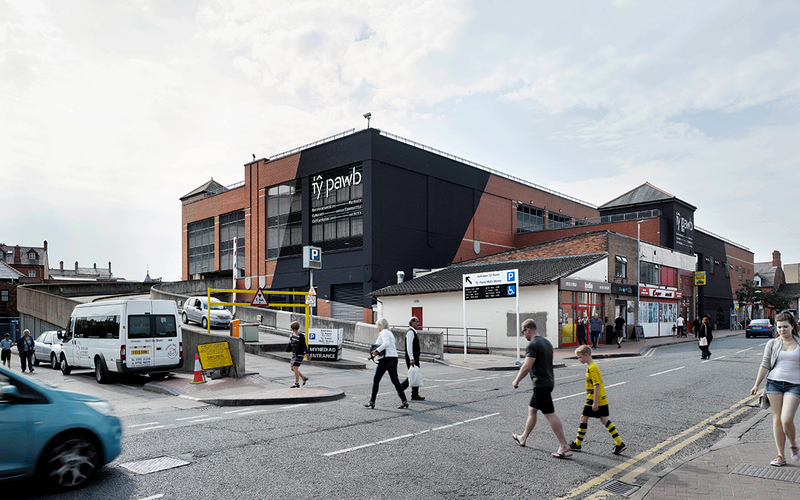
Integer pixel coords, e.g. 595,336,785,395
463,269,518,301
307,328,342,361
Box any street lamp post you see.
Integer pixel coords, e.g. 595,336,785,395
636,220,645,336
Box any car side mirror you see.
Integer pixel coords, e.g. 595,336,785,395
56,331,64,341
0,384,20,402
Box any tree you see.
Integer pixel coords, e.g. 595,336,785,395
762,290,791,313
735,280,762,306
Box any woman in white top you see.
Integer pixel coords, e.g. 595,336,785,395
750,311,800,466
364,318,409,409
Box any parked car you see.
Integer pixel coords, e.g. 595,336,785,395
0,365,122,492
182,296,233,329
33,331,63,370
745,319,774,338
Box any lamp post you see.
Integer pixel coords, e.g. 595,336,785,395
636,220,645,335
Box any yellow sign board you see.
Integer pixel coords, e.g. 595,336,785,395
694,271,707,286
196,342,234,370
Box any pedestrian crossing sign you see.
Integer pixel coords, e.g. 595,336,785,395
251,288,269,307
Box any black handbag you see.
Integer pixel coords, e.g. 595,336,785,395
368,343,384,363
285,341,293,353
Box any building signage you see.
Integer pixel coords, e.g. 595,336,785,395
559,279,611,293
463,269,518,301
694,271,706,285
611,283,637,296
639,287,682,299
311,166,362,200
310,164,363,226
308,328,343,361
673,209,694,254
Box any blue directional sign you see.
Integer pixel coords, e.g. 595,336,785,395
462,269,519,301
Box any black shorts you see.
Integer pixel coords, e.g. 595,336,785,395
529,387,556,414
582,403,610,418
1,350,10,362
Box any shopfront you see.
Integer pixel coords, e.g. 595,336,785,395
639,286,682,337
559,278,611,347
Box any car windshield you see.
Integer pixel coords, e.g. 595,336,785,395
751,320,770,326
210,302,226,310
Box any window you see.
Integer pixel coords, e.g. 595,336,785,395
28,270,36,278
219,210,245,275
1,289,8,302
754,276,761,287
517,204,544,232
310,165,364,252
724,262,730,278
188,217,215,276
28,252,36,259
615,255,628,279
72,316,121,339
128,315,178,339
738,266,743,281
548,212,571,230
640,261,660,285
267,179,303,259
708,256,715,275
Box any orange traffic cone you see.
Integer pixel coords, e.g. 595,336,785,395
190,353,206,384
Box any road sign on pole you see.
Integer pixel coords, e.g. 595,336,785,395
251,288,269,307
462,269,519,361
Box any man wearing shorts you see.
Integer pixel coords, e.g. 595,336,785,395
511,319,572,458
1,333,12,368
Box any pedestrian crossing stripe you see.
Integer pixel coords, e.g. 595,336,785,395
251,288,269,306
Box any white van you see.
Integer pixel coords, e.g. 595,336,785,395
58,300,183,383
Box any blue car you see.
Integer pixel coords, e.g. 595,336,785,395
0,365,122,492
745,319,775,338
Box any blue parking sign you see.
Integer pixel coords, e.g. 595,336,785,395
507,271,516,282
507,285,516,297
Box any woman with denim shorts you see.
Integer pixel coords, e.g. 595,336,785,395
750,311,800,467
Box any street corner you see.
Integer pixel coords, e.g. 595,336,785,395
198,386,346,407
142,372,270,397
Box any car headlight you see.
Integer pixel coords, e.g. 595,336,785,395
85,400,117,417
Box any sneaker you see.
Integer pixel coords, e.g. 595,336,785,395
613,443,627,455
411,395,426,401
569,441,582,451
770,456,786,467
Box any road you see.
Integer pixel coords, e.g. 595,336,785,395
14,334,766,500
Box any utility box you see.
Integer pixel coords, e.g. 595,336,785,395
241,323,259,342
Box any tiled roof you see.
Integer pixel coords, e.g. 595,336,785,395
599,182,696,210
0,244,47,267
754,263,776,287
463,231,611,264
180,179,228,200
0,260,24,280
369,253,607,297
777,282,800,299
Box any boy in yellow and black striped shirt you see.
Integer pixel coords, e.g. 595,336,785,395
569,345,626,455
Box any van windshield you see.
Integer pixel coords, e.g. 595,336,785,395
129,315,178,339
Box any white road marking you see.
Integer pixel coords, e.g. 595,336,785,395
175,415,221,422
234,409,269,416
701,356,726,364
136,495,164,500
223,408,254,414
127,422,161,428
735,347,753,354
281,403,309,409
324,412,500,457
649,366,684,377
183,417,223,424
130,425,167,431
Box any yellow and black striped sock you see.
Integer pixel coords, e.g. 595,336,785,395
575,423,588,446
606,420,622,446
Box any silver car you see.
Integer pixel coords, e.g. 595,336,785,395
33,331,63,370
182,296,233,329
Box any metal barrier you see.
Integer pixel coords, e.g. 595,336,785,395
424,326,489,353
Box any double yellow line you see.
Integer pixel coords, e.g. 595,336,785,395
555,393,761,500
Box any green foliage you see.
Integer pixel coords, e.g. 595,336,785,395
735,280,762,305
762,290,791,312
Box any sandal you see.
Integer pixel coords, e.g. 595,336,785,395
364,401,375,409
290,383,300,388
397,401,409,409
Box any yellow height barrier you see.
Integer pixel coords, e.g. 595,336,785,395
205,288,310,351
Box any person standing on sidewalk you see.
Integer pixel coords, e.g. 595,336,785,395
569,345,626,455
1,333,12,369
16,329,35,373
364,318,409,410
288,322,308,388
576,315,588,346
749,311,800,467
401,316,425,401
613,314,625,348
698,317,713,359
676,315,685,337
589,313,603,349
511,319,572,459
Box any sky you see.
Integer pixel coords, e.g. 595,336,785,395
2,0,799,282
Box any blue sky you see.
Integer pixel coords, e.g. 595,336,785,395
2,0,799,281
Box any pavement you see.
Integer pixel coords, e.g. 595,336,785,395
144,327,800,498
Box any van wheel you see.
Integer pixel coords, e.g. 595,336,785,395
202,317,208,329
182,312,189,325
50,353,59,370
94,360,109,384
60,356,71,375
149,372,167,380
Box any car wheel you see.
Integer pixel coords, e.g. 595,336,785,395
60,355,72,375
745,333,750,338
94,360,109,384
40,433,99,491
202,317,208,330
182,312,189,325
50,353,59,370
33,355,40,366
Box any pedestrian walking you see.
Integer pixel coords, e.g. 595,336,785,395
511,319,572,459
698,317,713,359
576,315,588,346
692,317,701,338
750,311,800,467
17,329,35,373
569,345,626,455
401,316,425,401
288,322,308,388
613,314,625,348
589,313,603,349
676,315,685,337
1,333,12,368
364,318,409,410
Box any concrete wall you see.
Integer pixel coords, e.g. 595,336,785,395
180,328,246,376
23,281,156,298
17,287,82,333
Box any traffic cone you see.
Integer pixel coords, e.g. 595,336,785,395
190,353,206,384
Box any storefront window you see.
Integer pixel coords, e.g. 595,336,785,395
560,291,603,346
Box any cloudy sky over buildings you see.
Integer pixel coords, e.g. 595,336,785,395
2,0,798,281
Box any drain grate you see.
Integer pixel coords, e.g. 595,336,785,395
119,456,191,475
731,463,800,484
599,479,640,496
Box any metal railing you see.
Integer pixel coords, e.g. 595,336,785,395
423,326,489,352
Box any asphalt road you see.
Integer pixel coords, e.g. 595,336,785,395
13,334,767,500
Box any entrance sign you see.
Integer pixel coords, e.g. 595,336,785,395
307,328,342,361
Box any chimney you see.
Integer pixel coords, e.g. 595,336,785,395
60,261,64,271
44,240,48,252
14,245,21,264
397,270,405,284
773,250,781,268
75,261,79,272
108,262,112,276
